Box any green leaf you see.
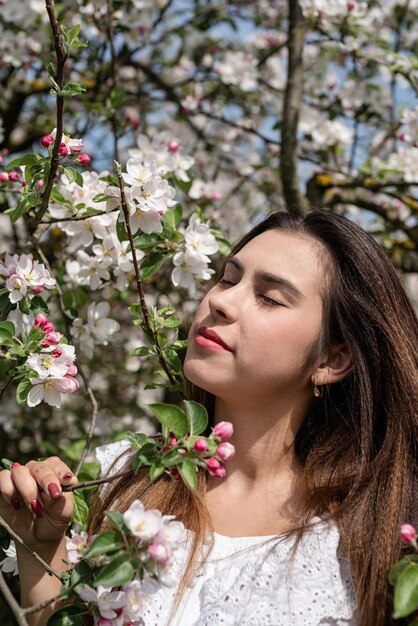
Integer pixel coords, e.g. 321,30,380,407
126,432,150,451
163,204,183,231
116,220,128,242
148,404,189,438
72,490,89,527
47,605,86,626
161,448,183,466
0,292,12,318
63,167,84,187
92,193,111,203
106,511,126,533
16,379,32,404
30,295,50,314
94,553,134,587
389,555,418,585
59,82,87,98
0,321,15,340
178,458,197,490
184,401,208,436
139,253,165,281
130,346,154,357
83,531,122,558
6,153,43,169
393,563,418,618
163,316,181,328
150,461,165,481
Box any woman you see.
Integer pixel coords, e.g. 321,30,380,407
1,210,417,626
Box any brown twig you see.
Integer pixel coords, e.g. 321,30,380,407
0,568,29,626
114,162,176,386
0,515,63,581
33,0,67,227
62,469,132,492
280,0,309,214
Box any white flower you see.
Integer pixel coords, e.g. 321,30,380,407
1,542,18,576
70,319,95,358
1,254,55,303
184,214,219,256
78,585,126,621
51,128,84,153
27,377,77,408
123,500,162,540
387,147,418,183
65,530,89,565
26,353,69,379
215,51,258,91
299,0,368,20
87,302,120,344
121,580,145,623
122,158,157,187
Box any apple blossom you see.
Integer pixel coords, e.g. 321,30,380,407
78,585,126,621
8,171,19,181
65,530,90,565
206,457,226,479
0,172,9,182
194,439,208,452
216,442,236,462
122,500,162,540
400,524,417,544
27,377,78,408
77,153,91,165
213,421,234,441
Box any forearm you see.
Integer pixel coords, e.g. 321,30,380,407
16,537,68,626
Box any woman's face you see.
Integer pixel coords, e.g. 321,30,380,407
184,229,328,404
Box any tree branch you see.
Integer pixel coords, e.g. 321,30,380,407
0,568,29,626
0,516,63,581
33,0,67,227
280,1,309,214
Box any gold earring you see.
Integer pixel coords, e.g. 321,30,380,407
313,384,321,398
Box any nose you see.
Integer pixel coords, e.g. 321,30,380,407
207,284,239,322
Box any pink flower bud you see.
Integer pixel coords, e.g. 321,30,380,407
0,157,3,165
46,331,62,344
0,172,9,182
148,542,169,563
77,154,91,165
206,457,226,478
34,314,49,328
42,339,52,348
52,348,62,357
53,376,79,393
213,421,234,441
169,437,178,447
400,524,417,543
208,191,222,201
194,439,208,452
58,143,68,157
347,0,355,9
216,442,235,462
8,171,19,182
168,140,180,152
32,285,44,294
170,467,181,481
67,364,78,377
35,179,45,190
41,134,55,148
98,619,113,626
43,322,54,333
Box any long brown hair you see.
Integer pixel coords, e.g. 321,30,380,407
89,210,418,626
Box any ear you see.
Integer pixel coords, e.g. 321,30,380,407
311,344,352,387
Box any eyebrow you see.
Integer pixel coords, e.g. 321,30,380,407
225,257,304,301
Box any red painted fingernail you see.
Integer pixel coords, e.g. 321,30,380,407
30,499,44,518
12,498,20,510
11,462,20,469
47,483,61,498
63,472,73,479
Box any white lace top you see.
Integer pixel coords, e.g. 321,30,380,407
95,441,358,626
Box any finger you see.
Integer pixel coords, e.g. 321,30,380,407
0,469,21,510
9,465,45,518
26,458,78,499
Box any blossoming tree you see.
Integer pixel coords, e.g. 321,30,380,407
1,0,418,624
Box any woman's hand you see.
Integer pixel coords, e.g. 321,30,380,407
0,457,78,548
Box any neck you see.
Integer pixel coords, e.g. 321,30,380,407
213,393,310,485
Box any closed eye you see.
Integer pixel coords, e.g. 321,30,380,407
218,278,284,307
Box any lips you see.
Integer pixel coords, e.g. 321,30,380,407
196,327,232,352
